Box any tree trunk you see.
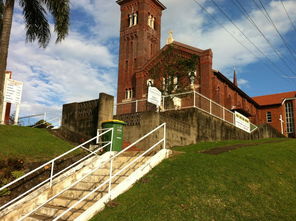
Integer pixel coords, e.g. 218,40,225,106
0,0,14,124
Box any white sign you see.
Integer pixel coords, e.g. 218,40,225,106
4,79,23,104
234,111,250,133
148,87,162,106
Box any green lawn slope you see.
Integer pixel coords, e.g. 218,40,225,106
0,125,73,161
91,138,296,221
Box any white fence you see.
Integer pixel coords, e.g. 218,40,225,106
116,91,258,133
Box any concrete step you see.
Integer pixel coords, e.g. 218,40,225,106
26,155,152,220
49,197,96,211
76,176,127,190
59,187,108,200
101,156,151,168
91,167,135,177
26,213,67,221
79,173,109,183
32,204,83,221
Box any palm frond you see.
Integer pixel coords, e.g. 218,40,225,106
19,0,50,48
41,0,70,43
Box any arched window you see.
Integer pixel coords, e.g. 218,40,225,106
148,14,155,29
128,12,138,27
125,88,134,100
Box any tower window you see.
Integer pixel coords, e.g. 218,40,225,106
148,14,155,29
125,88,134,100
129,12,138,27
266,112,272,123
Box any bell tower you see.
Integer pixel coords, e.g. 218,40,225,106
116,0,166,104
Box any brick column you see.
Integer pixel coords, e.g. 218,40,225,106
199,49,213,99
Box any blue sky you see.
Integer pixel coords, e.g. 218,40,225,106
7,0,296,117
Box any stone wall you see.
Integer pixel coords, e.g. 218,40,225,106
115,108,284,149
61,93,114,142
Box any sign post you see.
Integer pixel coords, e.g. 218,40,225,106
234,111,251,133
3,79,23,125
1,73,10,124
147,87,162,107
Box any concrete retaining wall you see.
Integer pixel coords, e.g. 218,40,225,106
116,108,284,149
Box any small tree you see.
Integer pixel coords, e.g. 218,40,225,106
31,119,53,129
148,45,199,95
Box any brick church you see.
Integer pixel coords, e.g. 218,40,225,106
115,0,295,137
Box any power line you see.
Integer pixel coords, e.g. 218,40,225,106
231,0,296,78
280,0,296,35
253,0,296,64
229,0,296,77
209,0,296,80
192,0,260,60
192,0,296,86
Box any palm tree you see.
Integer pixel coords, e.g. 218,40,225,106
0,0,3,35
0,0,70,123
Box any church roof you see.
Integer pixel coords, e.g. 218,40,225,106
253,91,296,106
170,41,208,54
116,0,166,10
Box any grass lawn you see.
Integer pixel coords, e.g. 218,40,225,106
0,125,73,161
91,138,296,221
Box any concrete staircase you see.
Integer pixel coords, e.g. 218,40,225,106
25,152,151,221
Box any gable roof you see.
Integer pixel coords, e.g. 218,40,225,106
138,41,210,72
252,91,296,106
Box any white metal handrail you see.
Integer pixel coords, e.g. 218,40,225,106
31,116,60,128
116,90,258,133
0,128,113,211
20,123,166,221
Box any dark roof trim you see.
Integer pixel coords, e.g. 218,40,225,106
213,71,260,107
116,0,166,10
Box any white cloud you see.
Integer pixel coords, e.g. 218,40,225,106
7,16,117,116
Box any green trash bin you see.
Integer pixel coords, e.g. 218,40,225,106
101,120,126,152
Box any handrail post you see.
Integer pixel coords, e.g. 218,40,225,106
136,100,138,112
233,113,235,126
163,123,166,149
210,100,212,114
193,91,196,108
108,128,114,199
50,161,54,188
223,108,225,121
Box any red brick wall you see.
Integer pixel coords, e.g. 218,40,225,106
117,0,164,106
257,105,284,135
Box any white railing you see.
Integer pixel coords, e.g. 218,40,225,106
18,112,62,128
116,91,258,133
0,128,113,211
20,123,166,221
